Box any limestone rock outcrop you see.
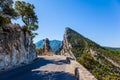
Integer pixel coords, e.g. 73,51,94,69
38,38,53,55
60,28,76,59
0,24,36,70
43,38,52,53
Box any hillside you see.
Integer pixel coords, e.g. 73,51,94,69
58,27,120,80
36,40,61,52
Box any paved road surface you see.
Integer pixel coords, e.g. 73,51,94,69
0,56,76,80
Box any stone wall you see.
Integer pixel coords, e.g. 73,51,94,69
0,24,36,70
70,60,97,80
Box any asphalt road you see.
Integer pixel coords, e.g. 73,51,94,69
0,56,76,80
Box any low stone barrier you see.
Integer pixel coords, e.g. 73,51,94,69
70,60,97,80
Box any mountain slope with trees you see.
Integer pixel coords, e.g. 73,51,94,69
57,27,120,80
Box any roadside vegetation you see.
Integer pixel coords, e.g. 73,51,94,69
65,28,120,80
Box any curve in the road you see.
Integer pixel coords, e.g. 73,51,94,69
0,56,76,80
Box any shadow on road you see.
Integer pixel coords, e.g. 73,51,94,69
0,57,76,80
11,71,76,80
52,59,68,65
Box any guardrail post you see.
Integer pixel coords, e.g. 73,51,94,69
75,67,79,80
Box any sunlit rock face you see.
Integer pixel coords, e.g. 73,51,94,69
60,28,76,59
38,38,54,56
0,24,36,70
43,38,52,52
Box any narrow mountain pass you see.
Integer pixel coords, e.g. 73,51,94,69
0,56,76,80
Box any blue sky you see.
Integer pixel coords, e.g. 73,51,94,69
13,0,120,47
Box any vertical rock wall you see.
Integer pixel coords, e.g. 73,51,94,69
61,28,76,59
0,24,36,70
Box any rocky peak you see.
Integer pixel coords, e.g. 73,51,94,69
61,28,76,59
59,27,120,79
43,38,52,52
38,38,53,55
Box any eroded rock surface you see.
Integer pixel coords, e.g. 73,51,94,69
60,28,76,59
38,38,54,55
0,24,36,70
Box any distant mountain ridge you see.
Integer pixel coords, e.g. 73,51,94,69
57,27,120,80
36,40,61,52
105,47,120,51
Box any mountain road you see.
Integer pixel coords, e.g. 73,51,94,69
0,55,76,80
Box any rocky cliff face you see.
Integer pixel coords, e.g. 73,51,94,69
61,28,76,59
43,38,52,53
59,27,120,79
38,38,53,55
0,24,36,70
